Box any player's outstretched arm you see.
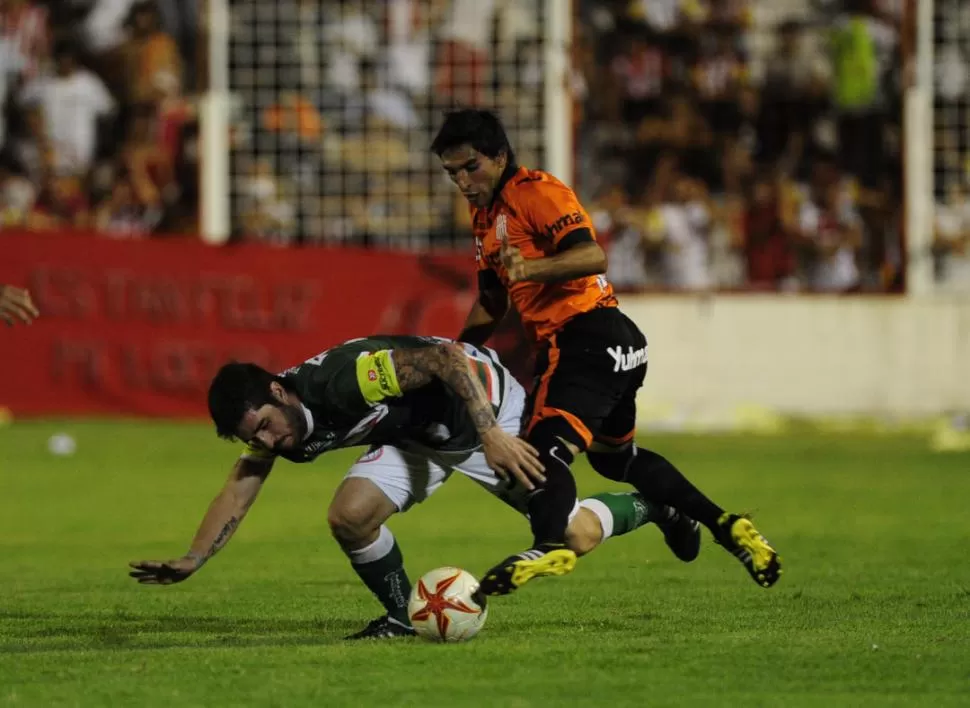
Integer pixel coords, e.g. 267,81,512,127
390,344,545,490
128,457,272,585
502,237,607,284
458,271,508,346
0,284,40,326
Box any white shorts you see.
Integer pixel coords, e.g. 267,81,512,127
345,379,579,521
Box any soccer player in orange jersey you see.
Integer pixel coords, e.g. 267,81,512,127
432,109,782,595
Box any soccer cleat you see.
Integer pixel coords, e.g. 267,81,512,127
345,615,416,640
656,508,701,562
716,513,782,588
478,543,577,596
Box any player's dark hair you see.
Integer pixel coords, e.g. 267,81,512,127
207,362,285,440
430,109,515,163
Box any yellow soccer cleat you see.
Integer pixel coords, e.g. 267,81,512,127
478,545,577,596
716,513,782,588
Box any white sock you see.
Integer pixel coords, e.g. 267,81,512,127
579,498,614,542
347,525,395,565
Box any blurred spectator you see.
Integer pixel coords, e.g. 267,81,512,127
27,173,89,229
627,0,687,34
0,33,27,148
122,0,181,107
633,93,715,192
705,0,753,29
692,28,746,138
611,32,668,126
383,0,434,96
154,0,197,87
262,93,323,144
322,0,379,96
236,158,297,245
829,0,897,189
759,20,830,172
737,170,798,291
795,155,864,293
19,39,115,177
93,168,161,236
83,0,139,55
934,183,970,293
933,0,969,198
0,153,34,224
599,185,654,290
0,0,49,78
122,101,175,209
434,0,494,106
344,58,420,131
653,169,714,292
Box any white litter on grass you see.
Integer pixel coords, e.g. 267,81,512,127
47,433,77,457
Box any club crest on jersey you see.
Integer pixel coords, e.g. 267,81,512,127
495,214,508,244
356,446,384,464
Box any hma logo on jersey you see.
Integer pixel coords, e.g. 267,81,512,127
543,212,584,239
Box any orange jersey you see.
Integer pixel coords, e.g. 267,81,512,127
471,166,617,344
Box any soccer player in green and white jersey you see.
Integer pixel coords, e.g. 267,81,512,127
129,335,699,639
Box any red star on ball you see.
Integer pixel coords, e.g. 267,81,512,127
411,571,481,638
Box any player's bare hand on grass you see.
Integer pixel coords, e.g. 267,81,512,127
500,243,530,283
129,557,201,585
480,427,545,490
0,285,39,326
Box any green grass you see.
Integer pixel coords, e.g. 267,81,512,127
1,421,969,707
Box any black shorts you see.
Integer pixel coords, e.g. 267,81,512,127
524,307,647,449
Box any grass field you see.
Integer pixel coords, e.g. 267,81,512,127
1,420,969,707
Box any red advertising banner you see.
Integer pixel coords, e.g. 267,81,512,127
0,231,530,418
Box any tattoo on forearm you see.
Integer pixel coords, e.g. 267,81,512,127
394,345,498,434
205,516,239,559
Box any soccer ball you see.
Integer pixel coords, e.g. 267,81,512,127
407,567,488,642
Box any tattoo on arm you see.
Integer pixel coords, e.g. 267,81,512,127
393,345,498,434
205,516,239,560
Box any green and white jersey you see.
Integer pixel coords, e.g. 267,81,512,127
241,335,512,464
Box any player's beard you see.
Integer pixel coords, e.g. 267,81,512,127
278,402,308,451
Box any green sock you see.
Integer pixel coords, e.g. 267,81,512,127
582,492,665,539
348,526,411,625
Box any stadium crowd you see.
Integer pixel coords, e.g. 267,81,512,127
2,0,966,293
579,0,908,293
0,0,199,237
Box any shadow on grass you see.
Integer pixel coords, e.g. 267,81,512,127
0,610,362,653
0,608,655,654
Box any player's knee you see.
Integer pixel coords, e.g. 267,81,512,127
327,501,380,546
527,417,584,465
587,443,635,483
565,508,602,557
